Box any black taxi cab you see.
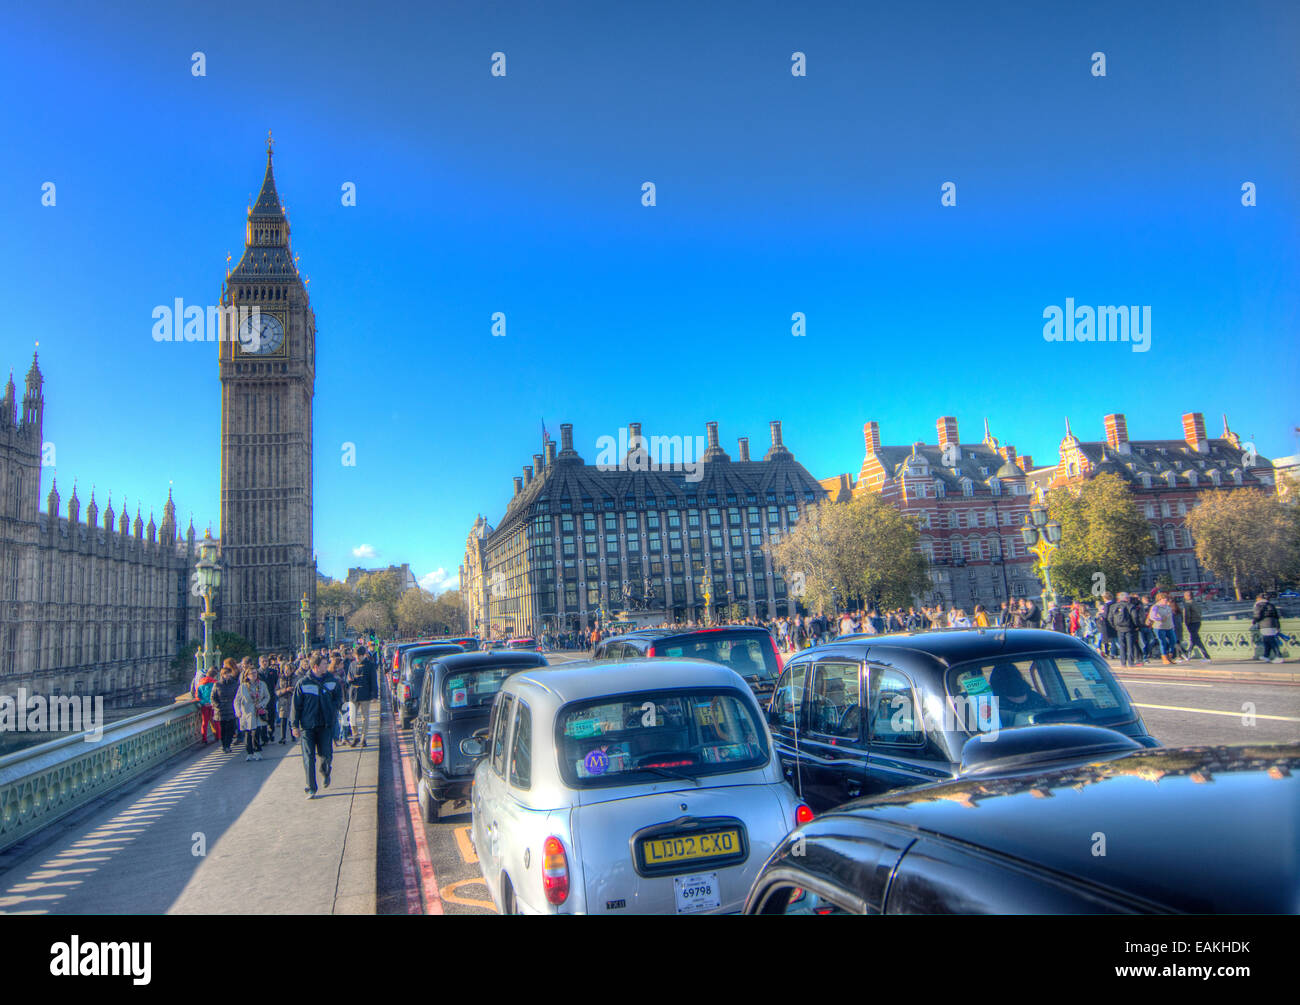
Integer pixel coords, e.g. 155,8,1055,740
768,628,1157,811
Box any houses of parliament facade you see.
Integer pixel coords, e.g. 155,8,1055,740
0,141,316,703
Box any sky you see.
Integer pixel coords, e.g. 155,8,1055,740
2,0,1297,592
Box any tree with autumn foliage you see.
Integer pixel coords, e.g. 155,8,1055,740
1185,488,1300,600
772,494,931,612
1045,472,1158,597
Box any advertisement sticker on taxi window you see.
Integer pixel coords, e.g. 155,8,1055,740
1077,662,1103,682
583,747,609,776
566,717,601,738
960,674,992,695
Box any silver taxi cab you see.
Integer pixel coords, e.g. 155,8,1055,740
466,659,810,914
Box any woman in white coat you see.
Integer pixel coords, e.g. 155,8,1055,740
235,668,270,761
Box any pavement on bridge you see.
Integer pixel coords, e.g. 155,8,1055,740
0,707,380,915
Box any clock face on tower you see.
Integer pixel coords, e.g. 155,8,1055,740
237,312,285,355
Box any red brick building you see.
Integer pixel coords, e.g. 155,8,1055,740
826,416,1046,610
1052,411,1276,595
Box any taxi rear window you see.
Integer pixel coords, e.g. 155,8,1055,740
556,689,768,787
442,664,524,710
656,632,779,681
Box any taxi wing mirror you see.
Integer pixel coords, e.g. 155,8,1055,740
459,737,487,758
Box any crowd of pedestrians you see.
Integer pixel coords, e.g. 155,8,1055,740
524,589,1290,665
190,640,381,799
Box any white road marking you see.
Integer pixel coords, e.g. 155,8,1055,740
1134,702,1300,722
1122,680,1213,688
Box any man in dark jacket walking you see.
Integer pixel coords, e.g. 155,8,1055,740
291,654,344,798
1181,591,1211,661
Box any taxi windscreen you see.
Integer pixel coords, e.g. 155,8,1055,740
654,632,780,682
442,664,523,711
946,653,1136,733
557,689,768,787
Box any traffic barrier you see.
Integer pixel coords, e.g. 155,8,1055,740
0,700,201,854
1195,618,1297,661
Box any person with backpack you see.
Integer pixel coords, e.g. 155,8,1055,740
1253,594,1284,663
1108,592,1140,667
194,666,217,744
1147,592,1176,665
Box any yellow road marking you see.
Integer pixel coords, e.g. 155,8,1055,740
454,825,478,864
1134,702,1300,722
441,878,496,911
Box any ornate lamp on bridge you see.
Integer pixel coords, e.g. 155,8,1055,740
1020,503,1062,609
300,593,311,656
196,530,221,673
701,571,713,626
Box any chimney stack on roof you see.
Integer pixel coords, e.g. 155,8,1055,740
937,416,959,450
1104,413,1129,452
863,421,881,456
703,421,730,461
1182,412,1208,454
764,420,793,461
737,437,750,462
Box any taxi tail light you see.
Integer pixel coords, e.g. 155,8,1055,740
646,645,657,658
401,683,410,702
429,732,444,765
795,803,814,825
542,836,570,904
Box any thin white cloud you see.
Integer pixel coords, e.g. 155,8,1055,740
420,568,457,594
352,543,378,560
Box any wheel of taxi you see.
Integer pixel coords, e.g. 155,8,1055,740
502,876,519,915
418,778,440,823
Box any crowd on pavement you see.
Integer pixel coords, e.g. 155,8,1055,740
190,641,382,799
530,590,1289,666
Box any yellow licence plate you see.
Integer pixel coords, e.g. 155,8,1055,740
641,829,741,866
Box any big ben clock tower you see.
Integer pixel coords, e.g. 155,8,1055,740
219,134,315,649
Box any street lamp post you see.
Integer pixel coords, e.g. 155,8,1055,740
701,571,713,626
1021,503,1062,611
197,530,221,673
300,593,311,657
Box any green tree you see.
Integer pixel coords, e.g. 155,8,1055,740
1185,488,1300,600
172,630,258,673
355,569,403,626
396,587,440,636
772,494,931,612
348,600,393,636
1046,473,1158,597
